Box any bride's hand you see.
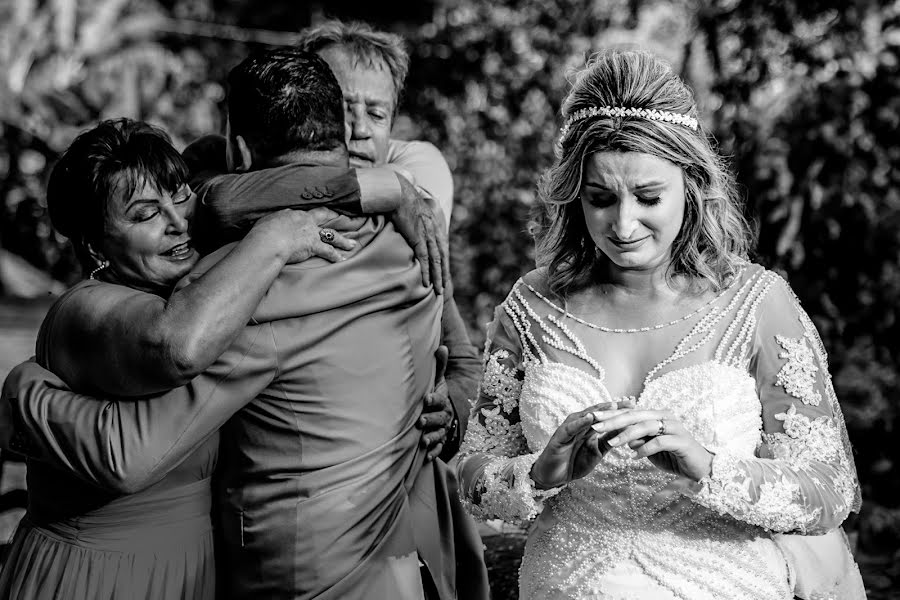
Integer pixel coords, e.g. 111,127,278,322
591,409,713,482
530,399,635,490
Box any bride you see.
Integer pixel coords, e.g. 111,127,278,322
456,50,863,599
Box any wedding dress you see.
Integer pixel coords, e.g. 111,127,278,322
457,264,863,600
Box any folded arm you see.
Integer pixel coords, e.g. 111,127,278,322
687,276,860,534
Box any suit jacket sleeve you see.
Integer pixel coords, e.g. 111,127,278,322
2,322,278,494
440,290,480,459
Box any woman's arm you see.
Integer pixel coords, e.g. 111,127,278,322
4,320,278,493
46,208,349,397
198,163,447,294
686,274,860,534
456,294,562,525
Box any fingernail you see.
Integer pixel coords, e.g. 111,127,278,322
591,423,606,433
591,411,602,421
608,436,621,446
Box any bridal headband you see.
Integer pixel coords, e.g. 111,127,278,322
558,106,699,143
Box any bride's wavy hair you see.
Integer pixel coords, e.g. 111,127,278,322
534,50,755,297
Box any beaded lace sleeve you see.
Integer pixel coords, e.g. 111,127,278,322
688,274,861,534
456,302,560,524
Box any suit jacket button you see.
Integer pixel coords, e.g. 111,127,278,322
301,191,313,200
313,188,324,199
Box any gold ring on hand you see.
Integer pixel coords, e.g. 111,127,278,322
657,418,667,436
319,228,336,244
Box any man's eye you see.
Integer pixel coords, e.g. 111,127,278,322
369,111,387,122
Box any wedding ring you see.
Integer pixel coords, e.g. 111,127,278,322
319,228,336,243
657,418,667,436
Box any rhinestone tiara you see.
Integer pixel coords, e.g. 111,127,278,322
558,105,699,142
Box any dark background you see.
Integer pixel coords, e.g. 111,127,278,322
1,0,898,596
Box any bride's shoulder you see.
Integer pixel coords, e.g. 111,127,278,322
519,267,552,294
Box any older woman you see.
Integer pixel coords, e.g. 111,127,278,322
457,51,863,599
0,118,357,598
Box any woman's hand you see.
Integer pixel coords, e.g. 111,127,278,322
530,399,635,490
591,409,714,482
253,207,356,264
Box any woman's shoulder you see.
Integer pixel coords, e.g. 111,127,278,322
725,262,792,297
40,279,152,341
518,267,554,296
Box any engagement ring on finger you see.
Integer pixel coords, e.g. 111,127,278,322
319,228,336,243
657,418,667,436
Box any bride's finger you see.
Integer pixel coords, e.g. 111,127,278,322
633,435,685,458
607,421,668,447
589,408,632,429
591,409,674,432
554,413,596,444
628,438,650,450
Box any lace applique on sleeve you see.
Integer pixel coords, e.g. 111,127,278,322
687,272,860,534
774,335,822,406
457,288,562,524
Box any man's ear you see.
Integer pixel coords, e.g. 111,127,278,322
235,135,253,172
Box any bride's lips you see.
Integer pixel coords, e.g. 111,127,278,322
608,236,649,249
161,241,195,259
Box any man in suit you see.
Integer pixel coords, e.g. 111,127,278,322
187,48,480,599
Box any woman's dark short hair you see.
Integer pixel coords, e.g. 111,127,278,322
535,50,755,297
47,118,188,270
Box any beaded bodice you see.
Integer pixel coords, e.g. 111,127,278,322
457,265,861,600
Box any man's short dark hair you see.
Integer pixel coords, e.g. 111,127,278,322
227,49,345,159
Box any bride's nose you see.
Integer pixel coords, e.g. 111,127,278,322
611,199,639,240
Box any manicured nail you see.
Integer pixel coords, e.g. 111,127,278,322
591,422,606,433
608,436,621,446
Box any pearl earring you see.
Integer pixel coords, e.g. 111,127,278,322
89,260,109,280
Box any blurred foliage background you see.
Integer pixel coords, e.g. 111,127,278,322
1,0,899,578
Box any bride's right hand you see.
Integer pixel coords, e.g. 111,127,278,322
530,399,635,490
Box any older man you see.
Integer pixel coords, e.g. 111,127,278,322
297,19,477,460
298,20,454,228
295,21,489,600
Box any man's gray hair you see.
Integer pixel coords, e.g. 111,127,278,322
297,20,409,111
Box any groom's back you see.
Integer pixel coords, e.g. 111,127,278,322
204,213,441,598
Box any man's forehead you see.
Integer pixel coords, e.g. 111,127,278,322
318,45,396,105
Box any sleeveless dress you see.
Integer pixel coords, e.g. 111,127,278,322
0,280,218,599
457,265,863,600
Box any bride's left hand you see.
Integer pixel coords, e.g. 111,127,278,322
591,409,713,482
